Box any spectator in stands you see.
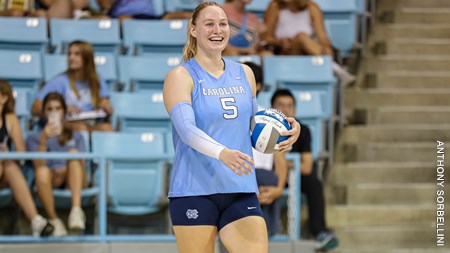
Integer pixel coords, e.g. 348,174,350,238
222,0,272,56
96,0,161,20
245,62,287,236
36,0,91,19
271,89,339,252
0,0,36,17
27,92,88,236
265,0,355,86
31,40,113,132
0,80,54,237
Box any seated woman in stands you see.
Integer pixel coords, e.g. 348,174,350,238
0,80,54,237
265,0,355,85
31,40,113,132
27,92,88,236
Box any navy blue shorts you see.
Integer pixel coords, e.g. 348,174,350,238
169,193,263,231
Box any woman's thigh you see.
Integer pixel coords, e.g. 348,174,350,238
219,216,268,253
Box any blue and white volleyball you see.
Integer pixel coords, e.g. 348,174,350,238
250,109,291,154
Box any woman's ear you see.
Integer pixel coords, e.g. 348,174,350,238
190,24,197,38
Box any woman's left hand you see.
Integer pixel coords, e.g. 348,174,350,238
278,117,301,152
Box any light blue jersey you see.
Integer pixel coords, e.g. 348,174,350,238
168,58,258,197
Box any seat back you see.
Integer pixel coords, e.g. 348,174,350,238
91,132,167,215
118,55,181,91
314,0,357,57
50,19,121,54
294,91,325,159
246,0,272,19
122,19,188,55
263,56,335,119
0,17,48,53
0,50,42,94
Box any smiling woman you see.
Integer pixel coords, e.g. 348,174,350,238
162,2,301,253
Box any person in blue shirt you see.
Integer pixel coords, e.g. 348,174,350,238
31,40,113,132
163,2,300,253
27,92,88,236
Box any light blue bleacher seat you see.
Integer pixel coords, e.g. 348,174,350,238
263,55,336,120
118,54,182,91
314,0,358,58
13,88,32,131
246,0,271,19
50,19,121,54
0,17,48,53
0,50,42,94
91,131,168,215
122,19,188,55
110,91,173,155
43,53,118,91
294,91,325,160
224,55,261,65
256,90,273,109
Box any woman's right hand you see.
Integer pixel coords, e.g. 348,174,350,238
219,148,255,176
43,120,61,138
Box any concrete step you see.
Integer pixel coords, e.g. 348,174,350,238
388,8,450,24
340,124,450,143
366,55,450,72
332,162,445,184
350,142,436,162
378,0,450,9
335,225,450,248
373,24,450,40
347,183,437,205
366,71,450,88
345,88,450,108
328,204,444,227
373,39,450,55
363,106,450,124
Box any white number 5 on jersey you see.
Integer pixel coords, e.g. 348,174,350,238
220,97,238,119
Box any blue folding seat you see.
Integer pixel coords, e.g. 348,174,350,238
263,55,335,120
314,0,358,58
256,90,273,110
122,19,188,55
118,55,182,91
0,50,42,94
224,55,261,65
91,131,169,215
50,19,121,54
294,91,325,160
43,53,118,91
110,91,173,155
0,17,48,53
246,0,271,19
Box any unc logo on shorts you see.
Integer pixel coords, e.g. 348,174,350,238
186,209,199,219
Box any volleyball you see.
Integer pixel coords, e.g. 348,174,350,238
250,109,291,154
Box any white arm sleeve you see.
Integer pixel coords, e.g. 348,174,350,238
170,102,226,160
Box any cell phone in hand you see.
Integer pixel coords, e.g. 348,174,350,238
48,112,62,135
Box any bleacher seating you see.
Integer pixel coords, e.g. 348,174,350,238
263,55,336,120
314,0,358,58
0,50,43,95
118,54,182,91
0,17,48,53
246,0,272,19
122,19,188,55
91,132,169,215
50,19,121,54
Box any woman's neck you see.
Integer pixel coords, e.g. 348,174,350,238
194,51,225,77
70,69,83,80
